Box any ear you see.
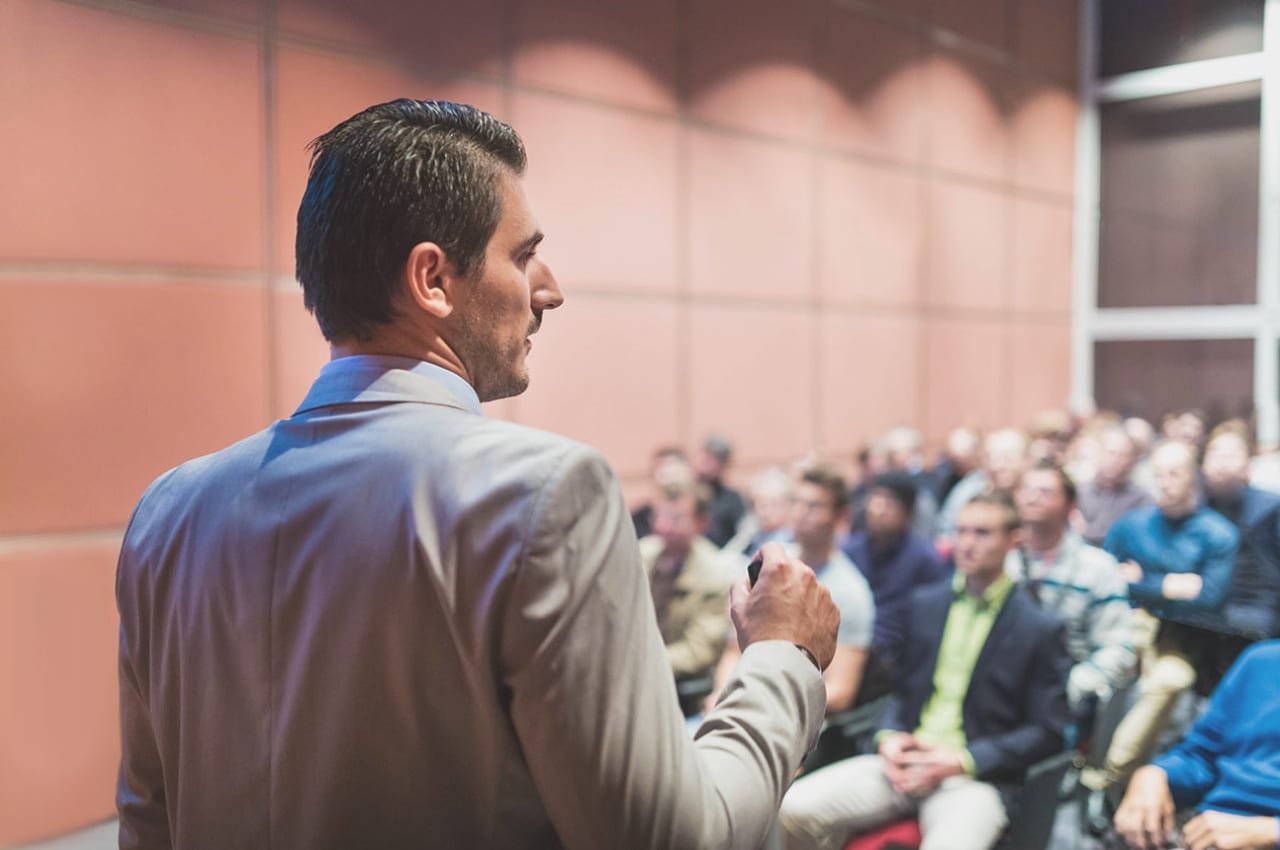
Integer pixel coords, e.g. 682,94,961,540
404,241,460,319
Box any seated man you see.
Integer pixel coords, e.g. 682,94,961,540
779,493,1072,850
709,465,875,715
1012,460,1136,715
631,444,693,539
842,471,947,682
723,465,795,557
1112,640,1280,850
639,481,733,682
1202,421,1280,641
1084,441,1239,792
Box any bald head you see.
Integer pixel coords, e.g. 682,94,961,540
1152,440,1198,517
984,429,1029,492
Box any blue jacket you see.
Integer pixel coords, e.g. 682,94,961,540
1155,640,1280,828
879,580,1071,812
1103,505,1238,627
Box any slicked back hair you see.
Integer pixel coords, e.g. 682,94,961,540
296,99,527,342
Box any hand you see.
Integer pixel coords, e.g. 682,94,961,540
878,731,918,762
886,743,965,796
730,542,839,669
878,732,918,791
1182,810,1280,850
1120,560,1145,584
1162,572,1203,600
1114,765,1175,850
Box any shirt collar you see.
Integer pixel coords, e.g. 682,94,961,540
319,355,483,415
951,571,1014,609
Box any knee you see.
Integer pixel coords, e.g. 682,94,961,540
777,797,830,850
1142,655,1196,693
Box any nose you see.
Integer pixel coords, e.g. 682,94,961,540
530,257,564,312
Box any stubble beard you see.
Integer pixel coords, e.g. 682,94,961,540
456,309,540,403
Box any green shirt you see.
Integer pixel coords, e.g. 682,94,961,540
915,572,1014,774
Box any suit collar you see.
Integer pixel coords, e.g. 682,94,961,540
294,355,481,416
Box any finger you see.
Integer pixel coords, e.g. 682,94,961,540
755,541,790,579
1181,815,1205,847
1140,807,1165,850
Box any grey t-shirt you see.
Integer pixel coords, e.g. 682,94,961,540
810,548,876,649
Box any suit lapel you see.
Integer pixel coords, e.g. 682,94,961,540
916,584,953,689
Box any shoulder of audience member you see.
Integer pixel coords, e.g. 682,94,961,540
1192,505,1240,540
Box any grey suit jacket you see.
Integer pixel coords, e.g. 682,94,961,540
117,355,825,849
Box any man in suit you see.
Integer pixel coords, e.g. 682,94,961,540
115,99,841,850
779,493,1072,850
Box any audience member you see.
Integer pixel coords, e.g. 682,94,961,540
709,467,875,716
1028,410,1073,467
1203,421,1280,640
695,434,747,547
842,471,947,680
931,426,982,505
724,466,795,557
1083,441,1239,792
631,445,693,539
1078,425,1155,547
936,428,1029,544
1124,416,1159,495
1011,460,1136,714
881,426,941,540
1112,640,1280,850
640,481,733,681
779,494,1072,850
1163,409,1208,453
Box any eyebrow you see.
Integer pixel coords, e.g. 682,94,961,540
514,231,544,256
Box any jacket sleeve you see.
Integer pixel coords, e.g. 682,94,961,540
966,617,1071,780
1190,522,1238,611
501,445,827,850
116,520,173,850
1152,644,1252,807
1075,561,1137,699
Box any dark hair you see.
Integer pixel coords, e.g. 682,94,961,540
800,466,849,513
296,99,527,342
964,491,1021,532
1024,458,1077,505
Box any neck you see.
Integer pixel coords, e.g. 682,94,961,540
964,569,1001,597
1161,502,1196,521
331,324,472,386
798,539,833,570
869,529,906,550
1023,523,1065,556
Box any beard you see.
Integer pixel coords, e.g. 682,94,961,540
453,307,540,403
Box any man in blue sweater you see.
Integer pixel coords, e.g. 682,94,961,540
1113,640,1280,850
1083,440,1239,792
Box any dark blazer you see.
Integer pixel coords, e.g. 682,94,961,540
879,578,1072,810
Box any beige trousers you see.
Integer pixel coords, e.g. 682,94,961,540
778,754,1007,850
1099,610,1197,786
